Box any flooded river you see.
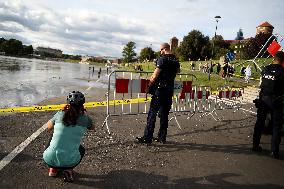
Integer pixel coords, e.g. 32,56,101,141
0,56,109,108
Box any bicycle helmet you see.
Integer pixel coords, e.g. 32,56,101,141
67,91,85,105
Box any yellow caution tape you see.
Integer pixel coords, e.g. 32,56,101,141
0,97,152,113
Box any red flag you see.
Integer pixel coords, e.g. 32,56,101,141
268,40,281,56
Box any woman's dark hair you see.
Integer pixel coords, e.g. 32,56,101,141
62,104,85,126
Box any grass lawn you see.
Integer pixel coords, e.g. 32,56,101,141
118,58,272,90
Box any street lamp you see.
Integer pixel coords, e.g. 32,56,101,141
208,15,221,81
148,44,152,62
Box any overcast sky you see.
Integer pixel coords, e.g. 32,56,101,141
0,0,283,57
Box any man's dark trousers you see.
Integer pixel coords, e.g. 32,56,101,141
144,88,173,142
253,96,283,153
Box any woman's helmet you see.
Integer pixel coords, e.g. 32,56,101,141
67,91,85,105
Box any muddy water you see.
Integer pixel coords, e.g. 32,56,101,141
0,56,109,108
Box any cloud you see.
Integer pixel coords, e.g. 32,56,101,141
1,0,283,56
0,1,160,56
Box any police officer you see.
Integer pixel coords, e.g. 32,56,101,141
252,51,284,159
136,43,180,144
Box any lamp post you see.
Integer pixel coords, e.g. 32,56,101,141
149,44,152,62
208,15,221,81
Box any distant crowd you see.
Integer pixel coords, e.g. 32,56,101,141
190,61,252,83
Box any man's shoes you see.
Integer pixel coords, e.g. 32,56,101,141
48,168,58,177
135,137,152,144
252,145,262,152
271,152,280,159
153,137,166,144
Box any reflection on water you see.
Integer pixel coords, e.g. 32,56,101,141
0,56,108,108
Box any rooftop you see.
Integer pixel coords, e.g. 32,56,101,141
257,21,274,28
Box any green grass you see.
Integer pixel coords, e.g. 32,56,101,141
62,59,80,63
118,58,272,90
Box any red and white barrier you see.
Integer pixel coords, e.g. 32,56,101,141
102,70,198,134
115,78,150,93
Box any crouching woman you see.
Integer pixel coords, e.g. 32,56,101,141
43,91,95,182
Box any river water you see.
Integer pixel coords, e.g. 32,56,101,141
0,56,109,108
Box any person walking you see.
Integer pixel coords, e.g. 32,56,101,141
244,65,251,83
216,63,221,75
136,43,180,144
43,91,95,182
252,51,284,159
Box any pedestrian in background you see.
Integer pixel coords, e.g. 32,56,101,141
216,63,221,75
244,65,251,83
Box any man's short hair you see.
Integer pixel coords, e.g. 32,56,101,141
274,51,284,64
160,43,170,50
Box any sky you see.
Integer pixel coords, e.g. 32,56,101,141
0,0,283,57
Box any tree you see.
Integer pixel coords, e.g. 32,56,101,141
139,47,155,62
243,33,273,59
211,35,231,59
122,41,137,63
177,30,212,61
22,45,33,55
2,39,23,55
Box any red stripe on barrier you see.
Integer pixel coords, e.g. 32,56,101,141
116,79,129,93
226,91,230,98
190,91,195,99
197,91,202,99
141,79,150,93
218,91,223,98
179,92,186,99
182,81,192,93
206,91,210,99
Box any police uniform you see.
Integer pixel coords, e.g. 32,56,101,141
253,63,284,155
142,54,180,143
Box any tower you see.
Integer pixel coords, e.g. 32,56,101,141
170,37,179,51
256,22,274,35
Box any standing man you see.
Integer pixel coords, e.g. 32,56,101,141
136,43,180,144
252,51,284,159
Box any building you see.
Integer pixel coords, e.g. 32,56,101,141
36,47,63,57
170,37,179,51
224,39,249,60
256,21,274,35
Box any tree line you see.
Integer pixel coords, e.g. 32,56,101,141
122,30,273,63
0,38,33,56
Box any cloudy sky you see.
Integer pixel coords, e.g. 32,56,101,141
0,0,283,57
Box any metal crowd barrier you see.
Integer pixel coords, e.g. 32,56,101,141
208,86,247,120
101,70,197,134
171,85,215,121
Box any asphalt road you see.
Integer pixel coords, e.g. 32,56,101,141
1,102,284,189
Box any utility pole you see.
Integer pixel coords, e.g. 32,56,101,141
209,16,221,81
